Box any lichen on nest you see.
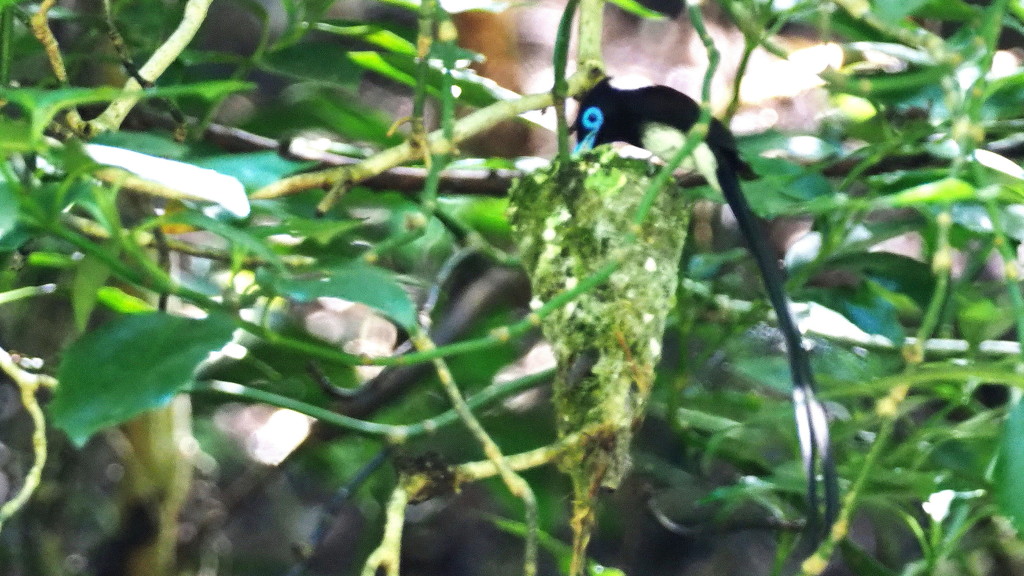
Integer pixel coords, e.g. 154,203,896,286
508,147,692,574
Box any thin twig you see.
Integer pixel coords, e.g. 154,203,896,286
87,0,214,135
360,485,409,576
251,69,601,201
409,327,539,576
0,342,57,532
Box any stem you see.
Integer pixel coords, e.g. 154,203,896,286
189,368,552,441
553,0,582,163
0,4,13,86
410,327,539,576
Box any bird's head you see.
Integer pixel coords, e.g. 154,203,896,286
572,78,643,153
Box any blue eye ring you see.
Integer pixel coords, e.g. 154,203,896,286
581,106,603,130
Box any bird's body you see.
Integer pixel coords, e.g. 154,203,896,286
574,77,839,537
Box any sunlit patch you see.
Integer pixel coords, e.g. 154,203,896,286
246,409,314,465
788,135,836,162
833,94,877,123
922,489,956,522
607,75,654,90
450,84,463,98
991,50,1022,79
303,299,397,381
742,47,834,102
730,107,779,135
219,341,248,360
496,342,556,412
974,149,1024,180
789,42,844,75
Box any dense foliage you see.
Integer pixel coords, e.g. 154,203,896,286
3,0,1024,575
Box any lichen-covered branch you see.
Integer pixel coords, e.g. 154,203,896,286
360,486,409,576
87,0,213,134
409,328,539,576
0,340,57,532
29,0,212,136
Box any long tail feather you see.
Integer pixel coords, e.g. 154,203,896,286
714,157,839,540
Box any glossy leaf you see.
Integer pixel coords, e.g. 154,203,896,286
187,151,314,191
872,0,931,23
997,395,1024,532
347,51,519,108
166,211,282,268
71,254,112,333
4,82,252,141
51,312,236,446
244,86,402,145
96,286,156,314
839,540,900,576
255,217,364,246
826,251,934,308
312,21,417,55
606,0,667,19
881,178,976,207
91,131,191,160
259,42,364,86
263,262,415,328
0,182,16,238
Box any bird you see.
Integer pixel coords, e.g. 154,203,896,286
573,77,839,538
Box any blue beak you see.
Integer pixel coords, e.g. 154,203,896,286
574,130,598,154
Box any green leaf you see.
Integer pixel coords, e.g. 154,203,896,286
0,119,35,153
3,82,253,142
997,394,1024,532
741,158,832,216
96,286,156,314
606,0,667,19
839,539,900,576
244,86,402,146
347,51,518,108
256,217,364,246
71,254,112,333
872,0,931,22
0,182,16,238
957,293,1014,350
263,262,415,328
312,21,417,55
51,312,236,446
880,177,976,207
91,131,191,160
259,42,363,85
826,282,906,342
827,251,934,308
187,151,314,191
916,0,976,20
166,211,282,268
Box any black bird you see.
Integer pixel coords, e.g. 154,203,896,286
574,77,839,537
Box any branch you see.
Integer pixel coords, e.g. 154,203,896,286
86,0,213,135
29,0,212,136
251,68,602,201
0,340,57,532
360,486,408,576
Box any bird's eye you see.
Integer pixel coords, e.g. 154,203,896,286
581,106,603,131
